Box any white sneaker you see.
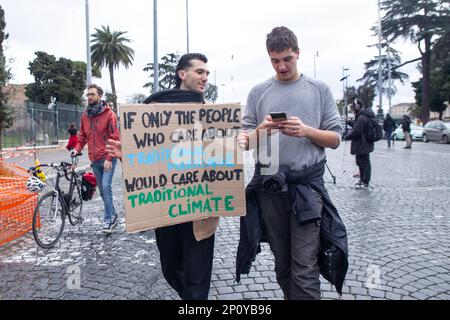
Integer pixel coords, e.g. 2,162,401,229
355,182,369,190
110,214,118,229
359,183,369,190
102,221,112,234
102,215,118,234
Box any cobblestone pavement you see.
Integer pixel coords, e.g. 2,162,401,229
1,140,449,300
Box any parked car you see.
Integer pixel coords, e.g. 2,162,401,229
392,123,424,141
422,120,450,144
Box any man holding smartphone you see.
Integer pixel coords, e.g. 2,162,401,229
238,26,346,300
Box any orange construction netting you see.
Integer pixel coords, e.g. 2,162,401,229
0,161,38,245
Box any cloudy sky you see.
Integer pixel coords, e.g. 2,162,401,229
2,0,421,112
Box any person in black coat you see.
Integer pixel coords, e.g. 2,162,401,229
344,100,375,189
399,114,412,149
383,113,396,148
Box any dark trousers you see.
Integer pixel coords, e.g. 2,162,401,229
256,192,322,300
155,222,215,300
385,129,393,147
356,154,371,185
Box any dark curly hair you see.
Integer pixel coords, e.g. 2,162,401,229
87,84,104,97
266,26,299,53
175,53,208,89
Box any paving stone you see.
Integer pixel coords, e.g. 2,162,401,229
242,291,260,300
385,292,402,300
217,286,234,295
350,287,368,295
219,293,244,300
248,284,264,291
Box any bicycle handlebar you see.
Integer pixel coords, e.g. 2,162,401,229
71,152,83,158
28,158,79,174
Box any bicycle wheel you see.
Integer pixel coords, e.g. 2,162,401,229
68,180,83,226
32,192,65,249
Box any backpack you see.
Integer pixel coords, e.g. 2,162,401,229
81,172,97,201
402,119,411,132
366,117,383,142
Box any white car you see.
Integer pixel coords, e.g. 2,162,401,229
392,123,424,141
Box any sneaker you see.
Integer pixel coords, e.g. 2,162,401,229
356,183,369,190
102,221,112,234
354,181,362,189
102,215,119,234
110,214,118,229
360,183,369,190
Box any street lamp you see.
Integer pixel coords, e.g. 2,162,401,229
313,51,319,79
186,0,190,53
85,0,92,86
377,0,383,112
340,67,350,133
153,0,159,93
220,84,226,103
387,41,392,111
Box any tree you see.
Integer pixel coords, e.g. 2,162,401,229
356,83,377,109
0,5,14,153
126,93,147,104
205,84,218,103
344,84,376,109
412,33,450,120
358,44,409,99
25,52,89,105
336,99,345,117
380,0,450,124
91,25,135,113
412,76,447,120
73,61,102,79
144,53,179,91
144,52,219,102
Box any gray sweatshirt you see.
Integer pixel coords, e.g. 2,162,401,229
243,75,342,173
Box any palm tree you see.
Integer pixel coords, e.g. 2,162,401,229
90,25,135,112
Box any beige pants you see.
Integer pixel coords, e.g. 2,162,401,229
404,131,412,147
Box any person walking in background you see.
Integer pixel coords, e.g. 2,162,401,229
383,113,396,148
344,100,375,190
73,84,120,234
399,114,412,149
65,123,78,151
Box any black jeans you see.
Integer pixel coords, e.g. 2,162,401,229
256,191,322,300
356,154,371,185
155,222,215,300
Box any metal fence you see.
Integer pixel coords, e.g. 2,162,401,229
1,101,84,148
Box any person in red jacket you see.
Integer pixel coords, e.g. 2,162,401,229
74,84,120,233
66,123,78,151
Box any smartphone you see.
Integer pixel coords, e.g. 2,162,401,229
270,111,288,122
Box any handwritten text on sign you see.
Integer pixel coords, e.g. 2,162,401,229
120,103,246,233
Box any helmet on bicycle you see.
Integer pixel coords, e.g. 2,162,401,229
26,176,45,193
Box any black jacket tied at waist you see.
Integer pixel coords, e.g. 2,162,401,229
235,159,349,295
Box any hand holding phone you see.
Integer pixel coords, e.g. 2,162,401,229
270,111,288,122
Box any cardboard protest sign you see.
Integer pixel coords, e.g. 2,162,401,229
119,103,246,233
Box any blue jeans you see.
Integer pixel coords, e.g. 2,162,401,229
91,158,117,223
385,129,393,147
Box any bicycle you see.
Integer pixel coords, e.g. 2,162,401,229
28,154,85,249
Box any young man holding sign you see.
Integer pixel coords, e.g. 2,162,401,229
107,53,219,300
238,27,347,299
